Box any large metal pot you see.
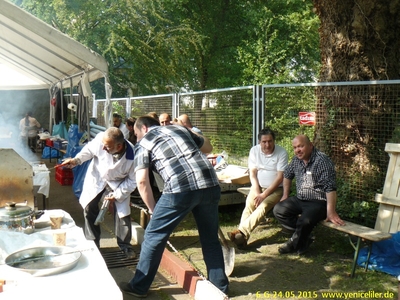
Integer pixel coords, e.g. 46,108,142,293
0,201,35,233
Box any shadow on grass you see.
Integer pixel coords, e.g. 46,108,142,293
167,208,398,299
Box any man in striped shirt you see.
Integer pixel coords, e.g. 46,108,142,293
120,115,229,298
273,135,344,255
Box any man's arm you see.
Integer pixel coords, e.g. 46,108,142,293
280,177,292,201
249,167,260,192
325,191,345,225
136,168,156,214
254,171,284,207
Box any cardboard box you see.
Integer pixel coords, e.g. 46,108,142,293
231,174,250,185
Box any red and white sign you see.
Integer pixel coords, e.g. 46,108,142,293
299,112,315,126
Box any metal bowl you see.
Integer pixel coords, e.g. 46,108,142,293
5,246,81,276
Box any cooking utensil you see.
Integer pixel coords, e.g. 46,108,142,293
218,227,235,276
5,246,82,276
47,164,62,171
0,202,35,233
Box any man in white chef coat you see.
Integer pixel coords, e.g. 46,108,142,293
62,127,137,259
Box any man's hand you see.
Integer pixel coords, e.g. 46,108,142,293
104,194,116,203
279,195,289,202
326,212,345,226
254,193,265,208
60,158,78,169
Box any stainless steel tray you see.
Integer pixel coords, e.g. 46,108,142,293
5,246,81,276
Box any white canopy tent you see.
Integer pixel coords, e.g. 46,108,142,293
0,0,113,129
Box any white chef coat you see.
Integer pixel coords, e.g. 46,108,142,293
75,132,136,218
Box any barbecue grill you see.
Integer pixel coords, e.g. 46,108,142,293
0,148,34,208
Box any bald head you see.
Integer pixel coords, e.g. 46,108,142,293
178,114,193,128
292,135,313,163
159,113,172,126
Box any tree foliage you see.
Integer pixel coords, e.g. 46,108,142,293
12,0,320,97
238,0,321,84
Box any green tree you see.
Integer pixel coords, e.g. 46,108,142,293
14,0,204,96
238,0,320,84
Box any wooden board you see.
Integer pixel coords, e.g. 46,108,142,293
321,220,392,242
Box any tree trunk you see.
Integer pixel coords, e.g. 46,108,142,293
313,0,400,198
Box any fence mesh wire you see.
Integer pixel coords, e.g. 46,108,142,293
178,88,254,166
93,82,400,225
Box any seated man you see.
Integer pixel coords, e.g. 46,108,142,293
273,135,344,255
227,128,288,248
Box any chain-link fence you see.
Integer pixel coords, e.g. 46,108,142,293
93,80,400,225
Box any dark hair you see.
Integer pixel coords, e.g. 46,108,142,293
25,112,32,126
258,128,276,141
125,117,137,127
113,113,122,119
135,115,160,129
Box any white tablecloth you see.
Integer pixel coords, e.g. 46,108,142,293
0,210,122,300
32,163,50,198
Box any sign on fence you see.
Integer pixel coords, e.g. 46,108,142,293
299,112,315,126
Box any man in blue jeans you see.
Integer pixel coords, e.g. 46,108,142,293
119,115,229,297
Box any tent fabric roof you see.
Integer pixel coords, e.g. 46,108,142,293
0,0,109,90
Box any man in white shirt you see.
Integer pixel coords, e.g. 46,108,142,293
113,113,130,139
227,128,288,248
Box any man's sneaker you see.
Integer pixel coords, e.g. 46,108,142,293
297,236,315,255
119,282,147,298
123,248,137,259
278,239,295,254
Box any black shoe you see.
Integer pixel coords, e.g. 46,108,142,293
119,282,147,298
122,248,137,259
278,239,296,254
297,236,315,255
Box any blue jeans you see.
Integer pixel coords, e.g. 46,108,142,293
129,185,229,294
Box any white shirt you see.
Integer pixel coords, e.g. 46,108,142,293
248,144,288,188
75,132,136,217
119,123,130,140
19,116,40,137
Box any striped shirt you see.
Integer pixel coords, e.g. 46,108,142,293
134,125,219,193
284,148,336,201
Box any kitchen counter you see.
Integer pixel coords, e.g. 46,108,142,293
0,210,122,300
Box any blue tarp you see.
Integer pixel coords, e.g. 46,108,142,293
41,147,59,158
357,231,400,276
67,124,90,199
